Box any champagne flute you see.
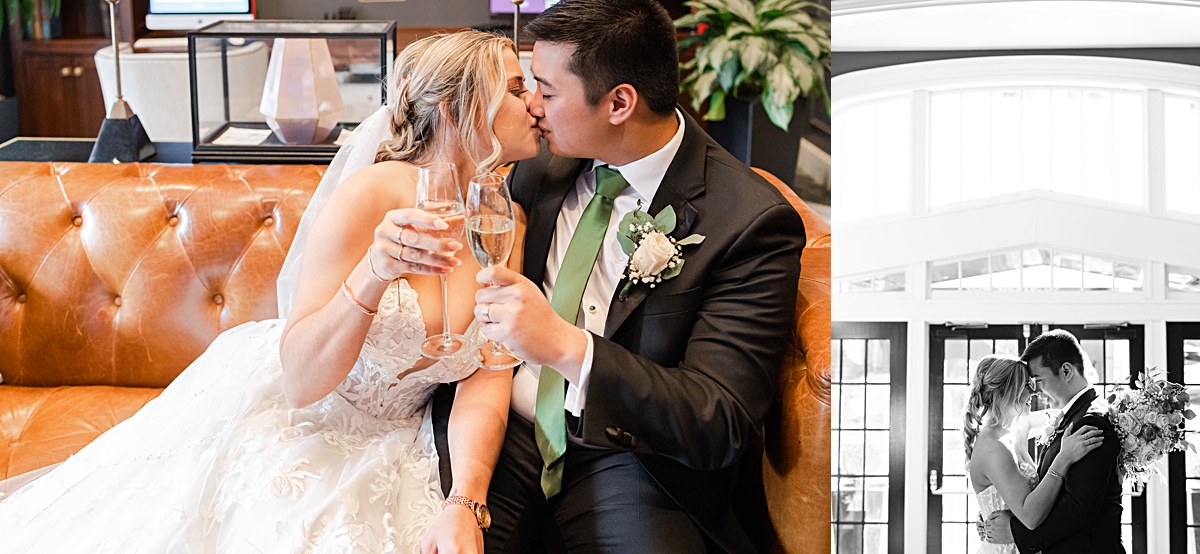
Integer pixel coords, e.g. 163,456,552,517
466,172,522,370
417,162,469,359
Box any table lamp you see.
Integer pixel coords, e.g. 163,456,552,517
89,0,155,163
512,0,524,49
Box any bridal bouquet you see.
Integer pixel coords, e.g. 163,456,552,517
1106,368,1196,485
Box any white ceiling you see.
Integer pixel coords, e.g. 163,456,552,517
833,0,1200,51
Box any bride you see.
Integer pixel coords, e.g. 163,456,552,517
965,355,1103,553
0,30,539,553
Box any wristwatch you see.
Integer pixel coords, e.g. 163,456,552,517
445,495,491,532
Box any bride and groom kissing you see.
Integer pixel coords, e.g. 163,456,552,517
971,329,1125,554
0,0,805,552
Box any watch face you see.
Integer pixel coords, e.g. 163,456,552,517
475,504,492,530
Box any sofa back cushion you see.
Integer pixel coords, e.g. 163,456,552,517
0,162,322,388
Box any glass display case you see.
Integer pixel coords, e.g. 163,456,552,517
188,20,396,163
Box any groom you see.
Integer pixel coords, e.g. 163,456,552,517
984,329,1125,553
434,0,804,551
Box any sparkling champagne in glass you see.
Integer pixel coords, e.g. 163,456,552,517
466,172,522,370
417,162,468,359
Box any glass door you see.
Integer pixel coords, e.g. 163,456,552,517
831,322,907,553
1168,323,1200,553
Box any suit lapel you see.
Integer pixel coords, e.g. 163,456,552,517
1040,388,1098,476
603,113,708,339
522,157,590,290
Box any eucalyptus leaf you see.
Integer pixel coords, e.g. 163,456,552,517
617,231,636,256
653,205,677,233
675,235,706,246
662,258,685,279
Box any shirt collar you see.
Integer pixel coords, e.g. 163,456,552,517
1061,386,1093,417
589,109,685,201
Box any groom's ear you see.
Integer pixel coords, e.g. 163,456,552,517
1060,362,1075,380
605,84,638,126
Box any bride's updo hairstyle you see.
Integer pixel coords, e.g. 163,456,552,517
963,355,1029,462
376,31,513,172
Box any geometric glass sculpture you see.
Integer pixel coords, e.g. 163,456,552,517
259,38,345,144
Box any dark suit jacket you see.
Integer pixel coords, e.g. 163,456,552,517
1012,388,1126,554
440,111,803,552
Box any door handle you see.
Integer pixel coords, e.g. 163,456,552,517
60,66,70,77
72,66,83,78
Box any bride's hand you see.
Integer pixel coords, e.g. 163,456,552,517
1059,425,1104,464
369,208,463,280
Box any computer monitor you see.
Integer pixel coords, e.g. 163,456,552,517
489,0,556,15
146,0,254,31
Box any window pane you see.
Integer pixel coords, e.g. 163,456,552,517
1114,262,1143,291
834,98,911,223
1168,266,1200,293
1083,256,1114,291
961,256,990,290
1081,90,1114,201
864,431,889,475
1112,92,1144,206
945,339,969,383
1053,252,1083,290
1166,94,1200,215
944,384,969,428
867,340,890,383
865,385,890,429
843,340,866,382
1051,88,1084,196
931,261,961,290
842,385,865,428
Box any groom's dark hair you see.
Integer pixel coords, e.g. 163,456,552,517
1021,329,1085,377
523,0,679,116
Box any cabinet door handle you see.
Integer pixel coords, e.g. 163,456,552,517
73,66,83,77
60,66,70,77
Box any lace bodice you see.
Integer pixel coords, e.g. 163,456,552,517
977,462,1040,518
335,279,481,421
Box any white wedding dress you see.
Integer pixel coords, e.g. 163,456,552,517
0,279,480,553
974,461,1040,554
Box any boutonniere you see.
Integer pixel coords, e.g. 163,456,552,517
616,202,705,301
1037,410,1065,447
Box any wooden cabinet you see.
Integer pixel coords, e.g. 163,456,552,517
14,39,109,137
6,0,144,137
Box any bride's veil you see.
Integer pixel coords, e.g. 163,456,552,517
276,105,396,319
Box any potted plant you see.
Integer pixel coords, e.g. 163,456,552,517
675,0,830,188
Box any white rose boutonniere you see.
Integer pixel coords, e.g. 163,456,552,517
617,202,705,301
1036,410,1065,448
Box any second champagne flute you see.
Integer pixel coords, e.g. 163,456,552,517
466,172,522,370
416,162,468,359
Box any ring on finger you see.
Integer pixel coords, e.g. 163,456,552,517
481,304,492,324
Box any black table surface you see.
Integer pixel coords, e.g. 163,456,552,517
0,138,194,164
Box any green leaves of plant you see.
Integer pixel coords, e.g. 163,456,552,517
675,0,831,126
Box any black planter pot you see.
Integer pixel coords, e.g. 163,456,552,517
706,96,808,189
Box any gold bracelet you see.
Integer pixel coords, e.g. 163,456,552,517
340,280,378,316
366,246,390,283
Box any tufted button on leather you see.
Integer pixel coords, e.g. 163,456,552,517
168,216,179,227
15,293,27,304
213,294,224,305
263,216,274,227
71,216,82,227
113,296,122,307
605,426,621,442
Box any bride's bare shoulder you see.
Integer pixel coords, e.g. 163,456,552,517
335,160,417,200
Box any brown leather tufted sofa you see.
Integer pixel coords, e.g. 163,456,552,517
0,161,829,552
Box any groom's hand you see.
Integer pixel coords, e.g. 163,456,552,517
420,504,483,554
474,266,588,381
986,510,1016,544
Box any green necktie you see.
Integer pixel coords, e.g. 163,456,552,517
534,165,628,499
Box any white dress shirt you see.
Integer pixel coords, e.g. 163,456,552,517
511,110,686,425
